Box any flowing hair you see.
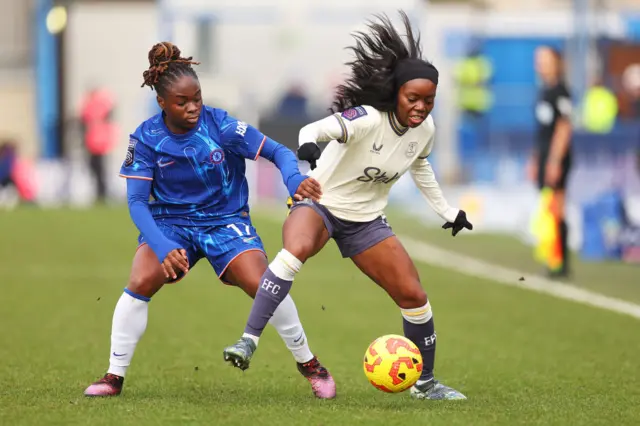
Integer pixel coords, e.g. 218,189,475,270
331,10,427,113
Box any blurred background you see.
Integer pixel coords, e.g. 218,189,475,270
2,4,640,423
1,0,640,265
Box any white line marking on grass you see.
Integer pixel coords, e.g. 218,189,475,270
258,207,640,320
400,236,640,321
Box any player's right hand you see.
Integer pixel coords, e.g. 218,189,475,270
294,177,322,202
297,142,321,170
161,248,189,280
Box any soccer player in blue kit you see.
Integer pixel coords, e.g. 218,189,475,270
84,42,336,399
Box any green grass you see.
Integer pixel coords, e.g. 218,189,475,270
386,209,640,304
1,206,639,425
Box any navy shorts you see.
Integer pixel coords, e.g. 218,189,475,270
290,199,395,258
138,215,265,283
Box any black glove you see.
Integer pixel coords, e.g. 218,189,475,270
297,142,321,170
442,210,473,237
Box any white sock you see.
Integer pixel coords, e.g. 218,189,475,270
107,290,149,377
268,295,314,363
269,249,303,281
242,333,259,346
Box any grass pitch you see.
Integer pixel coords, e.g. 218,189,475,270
1,206,638,425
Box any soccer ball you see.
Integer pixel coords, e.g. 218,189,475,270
363,334,423,393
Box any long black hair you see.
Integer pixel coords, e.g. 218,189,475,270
331,10,427,113
141,42,200,97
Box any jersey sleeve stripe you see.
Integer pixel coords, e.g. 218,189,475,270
333,113,349,143
253,135,267,160
119,173,153,181
333,114,348,143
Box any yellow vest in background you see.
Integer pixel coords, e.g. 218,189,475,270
583,86,618,134
454,56,494,113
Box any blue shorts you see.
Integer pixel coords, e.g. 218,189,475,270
137,216,266,284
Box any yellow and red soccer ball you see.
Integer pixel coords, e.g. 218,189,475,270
363,334,423,393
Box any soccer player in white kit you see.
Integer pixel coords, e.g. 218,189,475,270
224,11,472,400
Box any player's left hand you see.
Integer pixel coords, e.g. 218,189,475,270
442,210,473,237
161,248,189,280
297,142,321,170
294,177,322,202
545,161,561,188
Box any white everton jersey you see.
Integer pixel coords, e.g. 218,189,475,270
300,105,438,223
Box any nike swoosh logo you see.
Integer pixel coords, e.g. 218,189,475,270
112,352,127,357
157,160,175,168
243,236,257,243
293,333,304,343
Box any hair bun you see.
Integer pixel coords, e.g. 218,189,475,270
148,42,182,67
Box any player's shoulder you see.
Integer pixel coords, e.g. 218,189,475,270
415,115,436,136
422,115,435,129
338,105,383,125
203,105,225,122
130,114,165,148
203,105,246,136
203,105,238,127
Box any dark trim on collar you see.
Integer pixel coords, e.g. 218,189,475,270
387,111,409,136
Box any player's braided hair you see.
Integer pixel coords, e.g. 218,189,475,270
141,42,200,97
331,10,428,114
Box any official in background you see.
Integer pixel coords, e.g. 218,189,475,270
528,46,573,278
80,87,117,203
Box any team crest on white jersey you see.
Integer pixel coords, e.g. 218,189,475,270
406,142,418,157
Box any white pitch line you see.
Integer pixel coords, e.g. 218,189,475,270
257,208,640,320
399,236,640,321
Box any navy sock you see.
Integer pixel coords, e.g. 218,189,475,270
244,267,293,337
403,317,436,381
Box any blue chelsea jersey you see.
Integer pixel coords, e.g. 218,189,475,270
119,106,266,226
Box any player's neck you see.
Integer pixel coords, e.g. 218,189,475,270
161,111,191,136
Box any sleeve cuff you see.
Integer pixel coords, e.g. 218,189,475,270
119,173,153,181
441,207,459,224
286,174,307,198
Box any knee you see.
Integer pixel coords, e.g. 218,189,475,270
127,272,164,298
283,236,315,263
395,282,428,309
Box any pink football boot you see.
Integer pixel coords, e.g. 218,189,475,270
84,373,124,397
297,357,336,399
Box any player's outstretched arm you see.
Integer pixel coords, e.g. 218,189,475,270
259,138,322,202
125,178,187,273
410,156,473,237
218,111,321,200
